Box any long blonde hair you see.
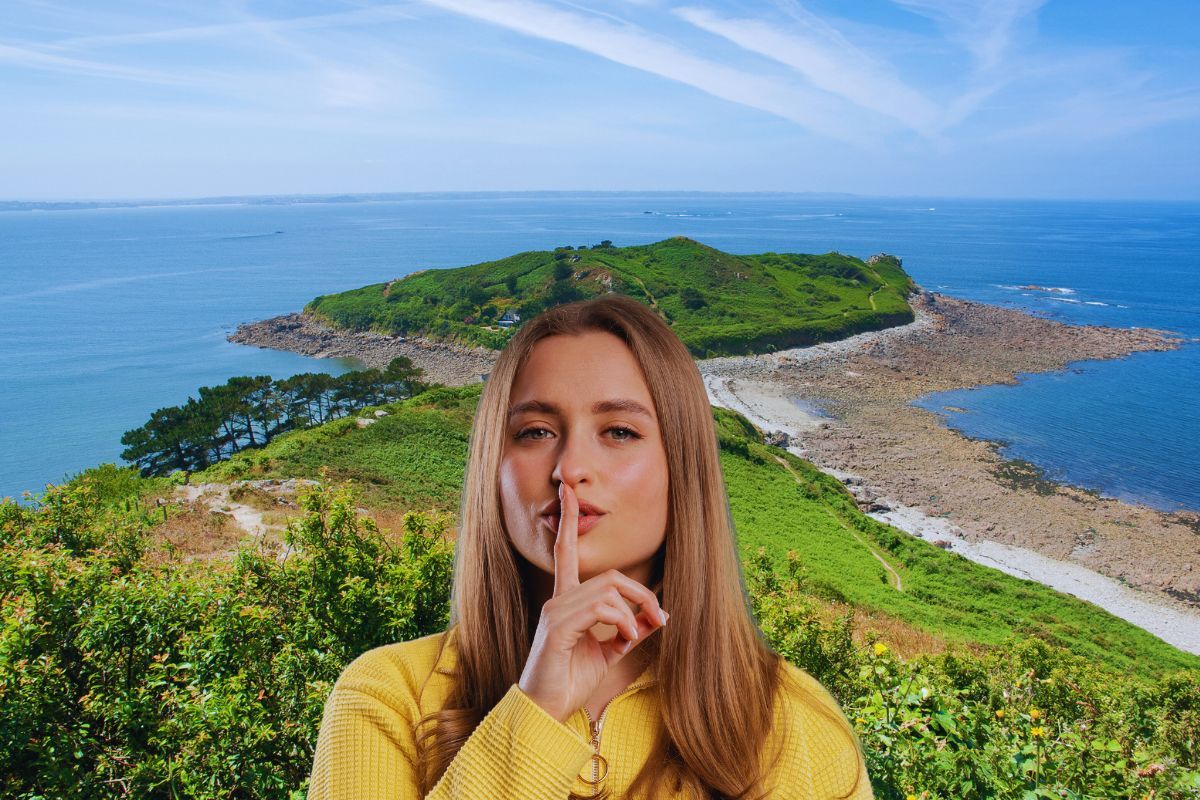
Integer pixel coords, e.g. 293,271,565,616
416,293,864,798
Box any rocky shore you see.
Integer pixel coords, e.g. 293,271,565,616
229,312,497,385
697,292,1200,651
228,294,1200,651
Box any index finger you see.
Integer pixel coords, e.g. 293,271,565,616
552,481,579,596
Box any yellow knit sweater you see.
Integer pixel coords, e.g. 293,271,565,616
307,629,873,799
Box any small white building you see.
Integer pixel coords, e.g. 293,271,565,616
497,310,521,329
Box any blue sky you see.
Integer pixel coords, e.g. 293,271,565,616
3,0,1198,200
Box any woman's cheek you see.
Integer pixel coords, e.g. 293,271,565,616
621,456,664,515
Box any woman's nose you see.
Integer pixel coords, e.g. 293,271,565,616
550,429,596,486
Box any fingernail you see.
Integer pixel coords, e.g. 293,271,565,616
621,640,633,654
659,610,668,625
558,483,564,499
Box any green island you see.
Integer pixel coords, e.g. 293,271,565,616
304,237,916,356
3,382,1197,799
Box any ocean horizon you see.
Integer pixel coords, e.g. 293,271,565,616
1,192,1197,512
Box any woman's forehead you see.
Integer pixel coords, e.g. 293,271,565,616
507,396,657,422
509,332,657,415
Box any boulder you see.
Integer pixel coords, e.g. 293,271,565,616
763,430,790,448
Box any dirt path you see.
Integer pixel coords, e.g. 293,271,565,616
629,275,659,310
773,454,904,591
177,483,274,540
165,479,317,561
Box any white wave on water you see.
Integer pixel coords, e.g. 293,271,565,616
994,284,1077,295
1085,301,1109,306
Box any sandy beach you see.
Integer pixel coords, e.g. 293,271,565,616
230,295,1200,655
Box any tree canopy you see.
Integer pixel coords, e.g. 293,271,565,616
120,358,428,476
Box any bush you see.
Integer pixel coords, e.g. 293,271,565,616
3,475,1198,798
745,546,1200,799
0,476,453,799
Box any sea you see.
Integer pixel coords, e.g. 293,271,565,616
1,193,1197,512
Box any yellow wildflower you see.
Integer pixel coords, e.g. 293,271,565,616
1030,708,1041,721
995,709,1005,719
1031,726,1045,738
874,642,888,657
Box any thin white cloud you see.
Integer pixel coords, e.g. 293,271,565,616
989,84,1200,143
222,8,399,111
45,7,418,51
0,42,217,86
6,0,1195,192
4,5,432,111
890,0,1045,70
675,5,942,136
413,0,875,143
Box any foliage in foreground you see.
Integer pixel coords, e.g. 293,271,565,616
751,550,1200,799
1,473,452,799
2,473,1197,799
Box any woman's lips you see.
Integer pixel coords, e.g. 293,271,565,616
541,512,605,535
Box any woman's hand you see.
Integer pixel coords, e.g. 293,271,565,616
518,481,668,723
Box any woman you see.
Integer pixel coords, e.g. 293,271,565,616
308,293,872,799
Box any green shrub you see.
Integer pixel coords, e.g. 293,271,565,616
0,477,453,799
4,481,1198,798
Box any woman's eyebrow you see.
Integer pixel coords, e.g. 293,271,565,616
507,398,655,420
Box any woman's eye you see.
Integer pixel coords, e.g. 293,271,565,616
607,426,642,441
515,426,642,441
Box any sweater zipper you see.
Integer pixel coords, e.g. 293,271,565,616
578,681,652,796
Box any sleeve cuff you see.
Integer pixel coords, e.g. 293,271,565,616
492,684,594,776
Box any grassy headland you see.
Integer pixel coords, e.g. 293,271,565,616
304,237,916,357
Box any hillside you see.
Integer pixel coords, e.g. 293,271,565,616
197,383,1199,680
304,237,916,357
7,385,1199,797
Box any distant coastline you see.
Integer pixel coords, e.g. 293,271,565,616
0,190,865,214
229,291,1199,647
